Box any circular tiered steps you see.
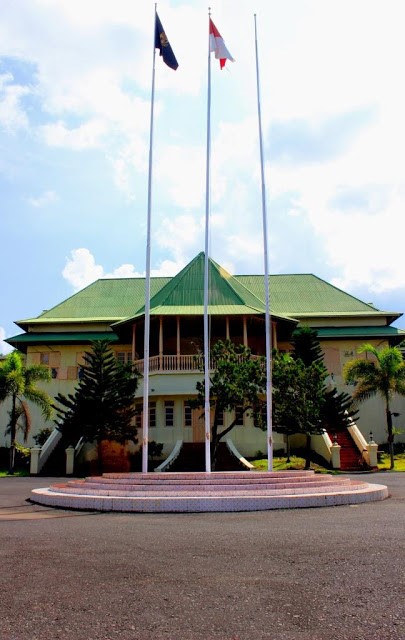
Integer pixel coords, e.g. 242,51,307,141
30,470,388,513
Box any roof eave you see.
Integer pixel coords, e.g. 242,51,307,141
16,317,125,329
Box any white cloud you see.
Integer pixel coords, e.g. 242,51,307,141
26,190,58,208
152,259,186,277
3,0,405,328
40,119,107,150
104,263,138,278
62,246,191,292
62,248,104,291
155,214,203,261
0,73,30,132
155,144,206,209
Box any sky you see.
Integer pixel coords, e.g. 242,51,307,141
1,0,405,354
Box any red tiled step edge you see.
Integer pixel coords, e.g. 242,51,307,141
30,471,389,513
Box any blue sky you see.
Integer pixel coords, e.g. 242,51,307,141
1,0,405,353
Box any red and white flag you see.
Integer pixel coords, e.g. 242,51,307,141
209,18,234,69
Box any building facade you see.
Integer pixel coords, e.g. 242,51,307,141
3,252,405,462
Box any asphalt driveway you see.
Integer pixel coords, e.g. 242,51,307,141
0,473,403,640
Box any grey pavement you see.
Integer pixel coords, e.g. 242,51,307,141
0,473,404,640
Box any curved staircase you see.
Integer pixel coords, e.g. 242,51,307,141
30,470,388,513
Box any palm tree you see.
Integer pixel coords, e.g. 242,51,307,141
344,344,405,470
0,351,53,474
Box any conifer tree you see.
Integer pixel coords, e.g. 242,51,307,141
291,326,357,433
54,341,140,451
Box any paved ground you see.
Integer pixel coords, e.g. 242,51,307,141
0,473,403,640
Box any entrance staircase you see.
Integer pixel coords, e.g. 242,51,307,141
168,442,243,472
329,429,369,471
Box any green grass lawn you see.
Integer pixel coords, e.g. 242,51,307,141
0,469,30,477
378,452,405,471
253,453,405,472
252,455,328,472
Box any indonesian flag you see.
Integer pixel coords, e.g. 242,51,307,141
209,18,234,69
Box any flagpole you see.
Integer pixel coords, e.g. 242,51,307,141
203,7,212,473
254,14,273,471
142,5,158,473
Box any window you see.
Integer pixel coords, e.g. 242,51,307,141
135,405,142,431
217,410,224,427
116,351,132,365
184,402,192,427
135,402,156,429
165,401,174,427
67,366,78,380
40,351,61,379
149,402,156,428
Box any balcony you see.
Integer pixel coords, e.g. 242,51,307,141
133,354,262,374
134,355,198,374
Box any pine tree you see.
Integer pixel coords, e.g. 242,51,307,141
291,326,357,433
54,341,140,450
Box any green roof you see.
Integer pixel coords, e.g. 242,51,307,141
316,326,405,340
6,331,119,350
14,253,401,329
115,253,271,326
17,277,170,327
236,274,386,315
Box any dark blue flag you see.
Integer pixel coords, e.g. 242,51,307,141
155,13,178,70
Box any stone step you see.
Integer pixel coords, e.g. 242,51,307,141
30,470,389,513
49,478,360,497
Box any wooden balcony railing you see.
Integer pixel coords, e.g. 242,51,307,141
134,355,199,374
133,354,262,374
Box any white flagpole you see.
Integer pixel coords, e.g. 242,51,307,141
142,5,158,473
203,8,212,473
254,14,273,471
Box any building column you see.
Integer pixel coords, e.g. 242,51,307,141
177,316,180,367
132,324,136,360
243,316,248,347
159,316,163,371
226,317,230,340
272,320,277,350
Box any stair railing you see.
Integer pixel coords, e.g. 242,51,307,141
347,418,370,466
225,438,254,470
37,427,63,473
154,440,183,472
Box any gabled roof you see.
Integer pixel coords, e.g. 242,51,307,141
114,253,282,327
